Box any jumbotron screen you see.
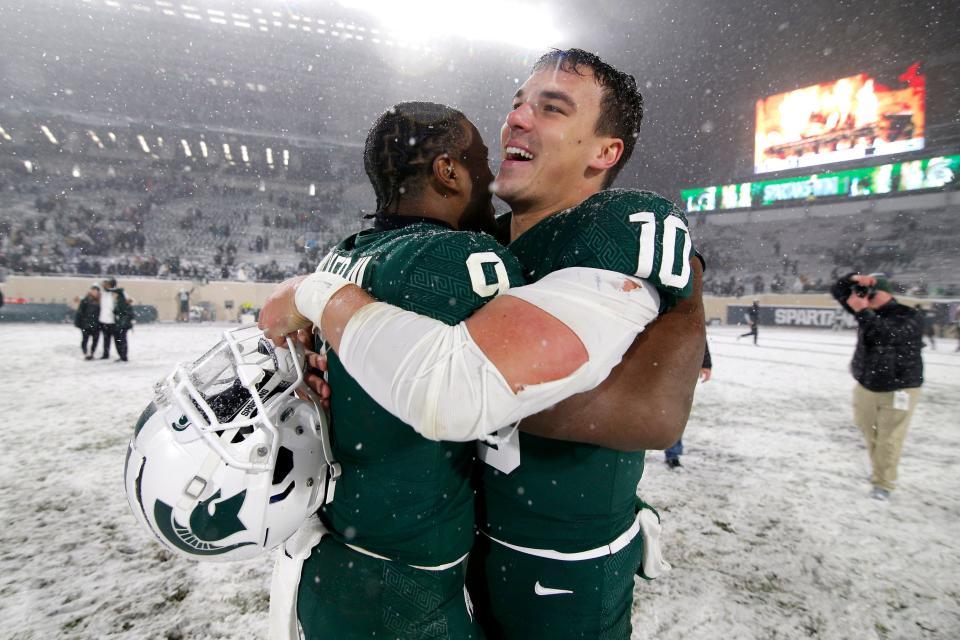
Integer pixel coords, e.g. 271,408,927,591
754,63,925,174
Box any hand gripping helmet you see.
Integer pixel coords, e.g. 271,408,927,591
124,325,340,561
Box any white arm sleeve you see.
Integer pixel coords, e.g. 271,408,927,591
337,267,660,442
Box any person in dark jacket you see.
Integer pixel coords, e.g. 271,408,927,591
737,300,760,344
915,304,936,349
831,273,923,501
664,341,712,469
74,284,102,360
112,287,134,362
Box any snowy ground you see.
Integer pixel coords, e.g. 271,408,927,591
1,323,958,640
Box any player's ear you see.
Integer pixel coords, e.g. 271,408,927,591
587,137,624,172
432,154,459,193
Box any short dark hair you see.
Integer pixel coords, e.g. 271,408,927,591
103,277,117,288
533,48,644,188
364,101,469,214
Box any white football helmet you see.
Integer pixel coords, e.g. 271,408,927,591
124,325,339,561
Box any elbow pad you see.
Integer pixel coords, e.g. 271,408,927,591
338,268,660,442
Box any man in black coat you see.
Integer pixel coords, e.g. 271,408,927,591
737,300,760,344
113,287,134,362
74,285,101,360
831,273,923,501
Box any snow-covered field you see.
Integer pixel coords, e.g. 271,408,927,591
1,322,958,640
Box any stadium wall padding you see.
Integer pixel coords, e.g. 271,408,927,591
1,276,277,322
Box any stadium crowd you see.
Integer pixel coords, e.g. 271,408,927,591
2,164,958,294
0,169,363,283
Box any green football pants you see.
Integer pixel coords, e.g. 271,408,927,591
298,537,484,640
467,533,643,640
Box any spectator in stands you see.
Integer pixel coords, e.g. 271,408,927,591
99,277,118,359
737,301,761,344
74,284,101,360
831,273,924,501
665,342,712,469
113,286,134,362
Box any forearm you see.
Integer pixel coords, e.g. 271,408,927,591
518,258,705,451
318,285,376,351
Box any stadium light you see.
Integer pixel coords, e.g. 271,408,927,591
41,125,59,145
265,147,274,166
222,143,233,161
87,130,104,149
24,160,33,173
181,139,192,157
335,0,562,49
0,126,11,141
137,134,151,153
309,183,316,196
240,144,250,163
282,149,289,167
199,139,208,158
72,165,81,178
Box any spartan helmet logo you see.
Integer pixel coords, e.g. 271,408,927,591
153,490,255,556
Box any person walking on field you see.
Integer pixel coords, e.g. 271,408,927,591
737,300,760,344
831,273,923,501
75,284,101,360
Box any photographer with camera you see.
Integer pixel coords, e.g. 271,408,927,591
831,273,924,501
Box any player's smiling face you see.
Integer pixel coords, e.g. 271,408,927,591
493,67,613,213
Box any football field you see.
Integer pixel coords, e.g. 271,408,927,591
1,322,958,639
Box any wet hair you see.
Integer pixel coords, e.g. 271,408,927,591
533,48,644,188
364,101,469,214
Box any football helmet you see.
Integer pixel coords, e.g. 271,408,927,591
124,325,339,561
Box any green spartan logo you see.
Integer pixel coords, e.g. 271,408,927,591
154,489,255,556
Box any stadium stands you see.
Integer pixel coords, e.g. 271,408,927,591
695,202,960,297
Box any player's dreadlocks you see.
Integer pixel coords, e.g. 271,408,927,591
364,101,468,214
533,49,644,188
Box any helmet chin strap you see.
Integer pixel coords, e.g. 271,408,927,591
176,448,224,513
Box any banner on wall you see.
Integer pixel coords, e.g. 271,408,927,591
726,304,857,329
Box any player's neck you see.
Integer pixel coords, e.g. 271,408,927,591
390,200,460,230
508,187,600,241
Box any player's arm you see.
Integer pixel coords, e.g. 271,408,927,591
284,266,661,442
513,257,705,451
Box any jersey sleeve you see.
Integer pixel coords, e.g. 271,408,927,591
557,190,696,311
380,231,526,325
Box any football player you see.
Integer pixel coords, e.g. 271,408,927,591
263,50,706,639
270,102,525,639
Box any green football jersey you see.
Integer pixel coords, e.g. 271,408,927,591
317,218,525,567
479,189,696,551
